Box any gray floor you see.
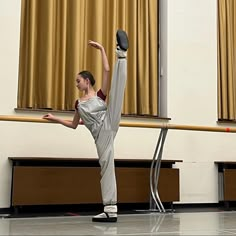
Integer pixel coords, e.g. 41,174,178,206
1,211,236,235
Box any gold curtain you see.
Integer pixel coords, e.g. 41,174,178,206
18,0,158,115
218,0,236,120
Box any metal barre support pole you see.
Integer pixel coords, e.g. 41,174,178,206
150,128,168,212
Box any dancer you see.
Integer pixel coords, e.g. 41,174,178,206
43,30,129,222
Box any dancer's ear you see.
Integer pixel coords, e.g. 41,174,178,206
85,78,90,85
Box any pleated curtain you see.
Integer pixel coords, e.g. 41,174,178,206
18,0,159,116
218,0,236,120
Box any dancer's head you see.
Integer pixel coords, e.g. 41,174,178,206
76,70,95,91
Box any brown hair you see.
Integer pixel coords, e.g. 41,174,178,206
78,70,95,86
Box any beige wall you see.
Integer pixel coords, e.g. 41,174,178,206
0,0,233,208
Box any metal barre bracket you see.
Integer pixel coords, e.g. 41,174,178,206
149,128,168,213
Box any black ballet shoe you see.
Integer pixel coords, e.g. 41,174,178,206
92,212,117,223
92,205,117,223
116,30,129,51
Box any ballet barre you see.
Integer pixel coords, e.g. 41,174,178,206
0,115,236,132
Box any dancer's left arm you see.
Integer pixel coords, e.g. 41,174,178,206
88,40,110,96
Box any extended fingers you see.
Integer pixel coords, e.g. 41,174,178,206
88,40,101,49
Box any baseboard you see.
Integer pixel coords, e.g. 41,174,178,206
173,202,221,208
0,207,11,214
0,208,11,218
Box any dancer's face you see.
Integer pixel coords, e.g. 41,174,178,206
76,75,89,91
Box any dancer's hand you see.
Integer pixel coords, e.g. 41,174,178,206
88,40,103,50
42,113,55,121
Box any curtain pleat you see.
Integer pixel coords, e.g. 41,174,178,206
218,0,236,120
18,0,159,115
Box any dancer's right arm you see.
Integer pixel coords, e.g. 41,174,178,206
42,111,80,129
88,40,110,96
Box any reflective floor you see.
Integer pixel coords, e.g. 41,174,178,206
1,211,236,235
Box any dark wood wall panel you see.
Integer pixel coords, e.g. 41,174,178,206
12,166,179,206
224,169,236,201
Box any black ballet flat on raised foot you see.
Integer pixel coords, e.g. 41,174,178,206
116,29,129,51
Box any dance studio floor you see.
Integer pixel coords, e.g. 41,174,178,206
1,210,236,235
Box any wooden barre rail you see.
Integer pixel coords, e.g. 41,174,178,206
0,115,236,133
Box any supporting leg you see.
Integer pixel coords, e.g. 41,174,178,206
96,132,117,206
93,132,117,223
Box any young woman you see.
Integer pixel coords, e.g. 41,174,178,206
43,30,128,222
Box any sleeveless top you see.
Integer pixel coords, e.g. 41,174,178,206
75,89,107,140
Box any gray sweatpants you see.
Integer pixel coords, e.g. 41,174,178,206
95,49,127,205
